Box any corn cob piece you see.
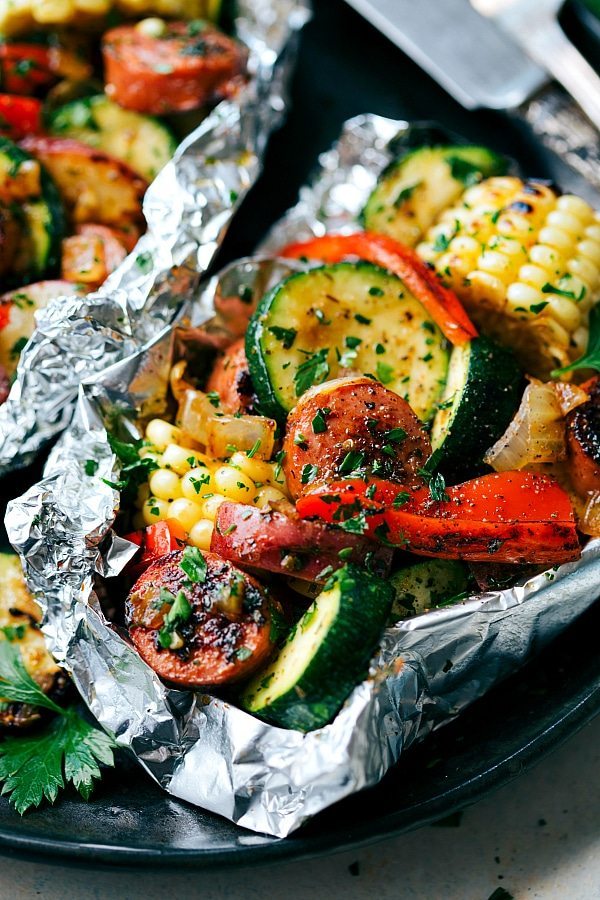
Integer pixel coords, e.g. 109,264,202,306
417,177,600,378
0,0,220,35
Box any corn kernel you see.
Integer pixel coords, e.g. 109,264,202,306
506,282,543,311
557,195,593,222
142,497,169,525
253,487,287,508
212,465,255,503
168,498,203,532
188,519,214,551
568,256,599,288
181,466,212,500
538,227,575,254
148,468,182,502
146,419,182,452
200,494,227,521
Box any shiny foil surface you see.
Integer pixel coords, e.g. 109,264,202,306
0,0,310,476
6,114,600,838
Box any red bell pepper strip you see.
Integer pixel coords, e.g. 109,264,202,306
123,519,188,578
279,231,478,346
0,94,42,139
0,44,55,95
296,472,580,565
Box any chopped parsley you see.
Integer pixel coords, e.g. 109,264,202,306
268,326,297,349
552,303,600,377
376,361,395,385
246,439,262,459
339,450,365,474
179,546,207,584
311,407,330,434
84,459,98,476
300,463,319,484
294,348,330,396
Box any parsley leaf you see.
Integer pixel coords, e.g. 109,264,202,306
294,348,330,396
552,304,600,378
447,156,484,186
180,546,207,584
0,643,115,815
301,463,319,484
418,450,449,502
376,361,395,385
268,326,297,349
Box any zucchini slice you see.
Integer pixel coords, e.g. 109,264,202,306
361,145,507,247
430,336,524,482
0,137,64,284
389,559,472,621
246,262,449,422
241,563,393,732
47,95,177,182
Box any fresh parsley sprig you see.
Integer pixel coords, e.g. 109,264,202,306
0,642,115,815
551,304,600,378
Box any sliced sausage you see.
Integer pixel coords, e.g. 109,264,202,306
567,376,600,495
283,375,432,500
204,337,259,415
211,501,393,582
126,550,277,687
102,21,248,115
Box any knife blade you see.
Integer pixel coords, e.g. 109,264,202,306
344,0,600,198
471,0,600,132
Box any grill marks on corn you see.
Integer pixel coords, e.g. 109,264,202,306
417,177,600,376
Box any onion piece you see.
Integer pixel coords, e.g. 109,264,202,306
580,491,600,537
170,361,196,405
484,380,565,471
176,389,216,445
552,381,589,417
206,414,276,460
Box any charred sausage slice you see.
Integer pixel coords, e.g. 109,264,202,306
567,376,600,495
283,375,432,499
126,549,277,687
204,337,259,415
102,22,247,115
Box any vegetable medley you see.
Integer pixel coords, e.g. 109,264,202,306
109,142,600,734
0,0,245,391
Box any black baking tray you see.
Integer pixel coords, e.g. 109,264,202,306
0,0,599,868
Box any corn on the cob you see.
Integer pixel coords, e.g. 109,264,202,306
417,177,600,378
0,0,220,35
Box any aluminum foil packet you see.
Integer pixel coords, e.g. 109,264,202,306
7,114,600,839
0,0,310,477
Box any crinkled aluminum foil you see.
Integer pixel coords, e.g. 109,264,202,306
7,114,600,838
0,0,310,476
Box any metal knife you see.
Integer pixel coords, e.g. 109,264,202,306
344,0,600,198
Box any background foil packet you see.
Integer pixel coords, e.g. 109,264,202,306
6,114,600,838
0,0,310,477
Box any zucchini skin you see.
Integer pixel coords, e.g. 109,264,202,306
431,336,524,483
0,137,65,285
246,261,449,423
47,95,177,182
361,144,507,246
389,559,472,621
241,563,393,732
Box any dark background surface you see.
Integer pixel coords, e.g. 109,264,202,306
0,0,599,869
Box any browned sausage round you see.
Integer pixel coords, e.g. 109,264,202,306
204,337,258,414
567,376,600,495
102,22,247,115
126,550,277,687
283,375,432,500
